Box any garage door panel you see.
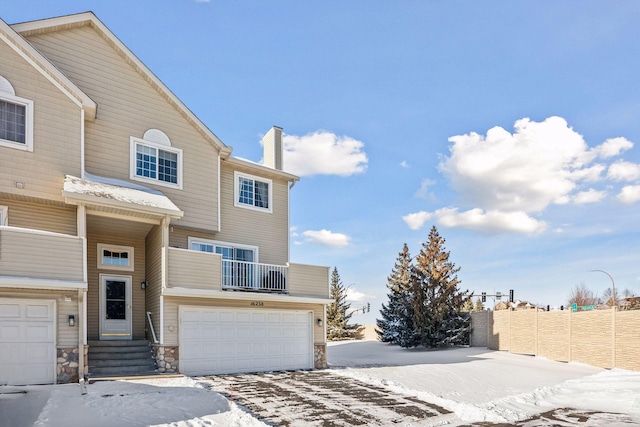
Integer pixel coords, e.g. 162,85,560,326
180,307,311,375
26,304,51,319
0,299,55,385
0,303,20,318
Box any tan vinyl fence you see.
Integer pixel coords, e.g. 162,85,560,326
470,309,640,371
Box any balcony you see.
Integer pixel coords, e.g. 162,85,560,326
167,248,329,298
0,226,85,283
222,260,287,292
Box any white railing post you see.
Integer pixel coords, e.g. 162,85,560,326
221,260,288,292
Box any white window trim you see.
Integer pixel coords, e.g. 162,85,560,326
234,171,273,214
97,243,134,271
129,136,183,190
0,206,7,226
188,237,259,262
0,92,34,152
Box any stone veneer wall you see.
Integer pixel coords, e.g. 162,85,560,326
57,346,87,383
314,344,327,369
152,345,179,373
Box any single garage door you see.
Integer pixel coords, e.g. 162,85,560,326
0,299,55,385
180,306,312,375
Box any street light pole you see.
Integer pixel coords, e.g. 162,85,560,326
589,269,616,310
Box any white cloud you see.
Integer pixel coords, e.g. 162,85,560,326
282,131,368,177
590,137,633,159
440,116,595,212
617,185,640,204
400,160,409,168
607,161,640,182
440,208,546,234
573,189,607,205
346,288,375,303
302,229,350,247
415,179,435,199
403,116,636,234
402,211,433,230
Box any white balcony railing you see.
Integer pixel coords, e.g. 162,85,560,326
222,260,288,293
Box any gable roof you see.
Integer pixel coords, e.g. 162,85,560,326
0,16,97,119
12,12,232,159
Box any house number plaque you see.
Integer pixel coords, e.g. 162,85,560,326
250,301,264,307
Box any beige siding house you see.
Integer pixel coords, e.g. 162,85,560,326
0,12,330,386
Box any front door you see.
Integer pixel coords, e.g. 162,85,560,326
99,274,132,340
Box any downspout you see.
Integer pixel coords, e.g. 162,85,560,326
160,215,170,344
77,204,87,386
217,155,221,232
80,109,85,179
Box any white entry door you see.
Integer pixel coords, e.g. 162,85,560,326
99,275,132,340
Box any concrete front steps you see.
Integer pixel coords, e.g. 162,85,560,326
88,340,158,378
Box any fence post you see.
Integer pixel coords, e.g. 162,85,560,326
568,308,572,363
535,308,539,357
612,308,616,369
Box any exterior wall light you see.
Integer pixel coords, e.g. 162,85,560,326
68,314,75,327
316,318,323,327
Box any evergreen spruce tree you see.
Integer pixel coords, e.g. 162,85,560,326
377,243,416,347
411,226,471,347
473,298,485,312
326,267,359,340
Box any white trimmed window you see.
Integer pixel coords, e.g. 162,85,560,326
97,243,134,271
0,75,34,152
234,171,272,213
130,130,183,189
0,206,7,226
189,237,258,262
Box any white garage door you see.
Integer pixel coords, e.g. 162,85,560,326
179,307,312,375
0,299,55,385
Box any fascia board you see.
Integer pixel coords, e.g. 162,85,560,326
162,287,333,305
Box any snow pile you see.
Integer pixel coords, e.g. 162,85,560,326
328,341,640,424
33,376,267,427
63,175,182,213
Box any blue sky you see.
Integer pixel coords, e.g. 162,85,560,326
4,1,640,323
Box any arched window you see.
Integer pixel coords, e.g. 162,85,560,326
129,129,183,189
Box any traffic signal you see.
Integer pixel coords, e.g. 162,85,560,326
366,302,370,313
509,289,514,303
481,292,486,303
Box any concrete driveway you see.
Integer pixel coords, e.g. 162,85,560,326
203,370,455,426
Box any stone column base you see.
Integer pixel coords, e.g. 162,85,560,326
57,347,80,383
152,345,179,373
314,344,327,369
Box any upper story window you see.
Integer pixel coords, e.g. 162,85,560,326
0,206,7,226
234,171,272,213
97,243,134,271
0,75,34,152
130,129,183,190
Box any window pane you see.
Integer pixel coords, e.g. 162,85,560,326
105,280,126,320
158,150,178,183
103,249,129,267
0,100,26,144
254,181,269,208
136,144,157,179
191,242,214,253
238,177,254,205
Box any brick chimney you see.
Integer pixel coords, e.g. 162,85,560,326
262,126,283,171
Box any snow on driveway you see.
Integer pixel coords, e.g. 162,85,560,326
328,341,640,424
2,342,640,426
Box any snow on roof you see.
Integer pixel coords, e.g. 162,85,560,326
63,175,183,217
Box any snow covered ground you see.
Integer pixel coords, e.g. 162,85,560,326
1,341,639,426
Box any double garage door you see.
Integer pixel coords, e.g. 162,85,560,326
180,306,313,375
0,299,55,385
